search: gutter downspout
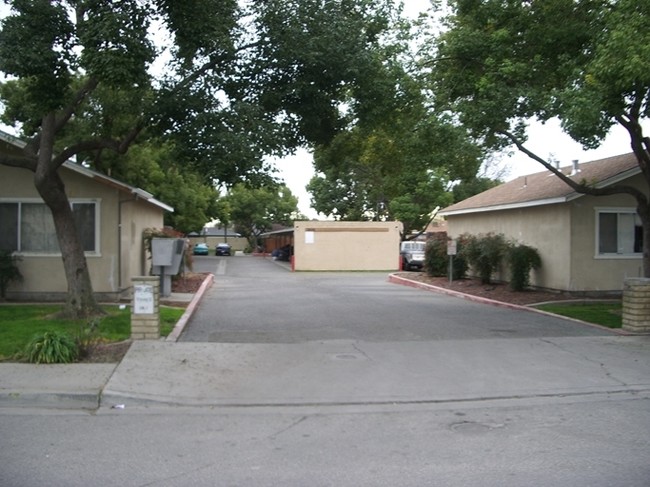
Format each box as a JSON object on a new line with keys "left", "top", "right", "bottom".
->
{"left": 118, "top": 195, "right": 138, "bottom": 297}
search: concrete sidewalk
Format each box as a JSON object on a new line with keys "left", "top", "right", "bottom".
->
{"left": 4, "top": 333, "right": 647, "bottom": 411}
{"left": 2, "top": 277, "right": 649, "bottom": 410}
{"left": 0, "top": 290, "right": 199, "bottom": 410}
{"left": 101, "top": 335, "right": 650, "bottom": 408}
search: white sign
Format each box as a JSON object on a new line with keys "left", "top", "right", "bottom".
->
{"left": 133, "top": 284, "right": 155, "bottom": 314}
{"left": 447, "top": 240, "right": 457, "bottom": 256}
{"left": 305, "top": 231, "right": 315, "bottom": 244}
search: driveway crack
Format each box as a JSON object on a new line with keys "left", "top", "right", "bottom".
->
{"left": 268, "top": 415, "right": 309, "bottom": 440}
{"left": 539, "top": 338, "right": 628, "bottom": 387}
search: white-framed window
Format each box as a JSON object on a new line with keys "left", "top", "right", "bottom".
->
{"left": 0, "top": 199, "right": 100, "bottom": 255}
{"left": 595, "top": 207, "right": 642, "bottom": 257}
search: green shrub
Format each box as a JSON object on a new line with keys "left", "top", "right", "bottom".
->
{"left": 461, "top": 233, "right": 508, "bottom": 284}
{"left": 424, "top": 234, "right": 449, "bottom": 277}
{"left": 508, "top": 244, "right": 542, "bottom": 291}
{"left": 0, "top": 250, "right": 22, "bottom": 300}
{"left": 23, "top": 331, "right": 79, "bottom": 364}
{"left": 424, "top": 234, "right": 468, "bottom": 279}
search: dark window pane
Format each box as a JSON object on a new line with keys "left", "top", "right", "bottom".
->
{"left": 73, "top": 203, "right": 96, "bottom": 251}
{"left": 598, "top": 213, "right": 617, "bottom": 254}
{"left": 0, "top": 203, "right": 18, "bottom": 251}
{"left": 634, "top": 220, "right": 643, "bottom": 253}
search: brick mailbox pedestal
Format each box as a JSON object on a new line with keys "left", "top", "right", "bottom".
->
{"left": 622, "top": 278, "right": 650, "bottom": 334}
{"left": 131, "top": 277, "right": 160, "bottom": 340}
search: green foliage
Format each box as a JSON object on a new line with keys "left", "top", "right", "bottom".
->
{"left": 507, "top": 244, "right": 542, "bottom": 292}
{"left": 460, "top": 233, "right": 509, "bottom": 284}
{"left": 535, "top": 302, "right": 622, "bottom": 329}
{"left": 23, "top": 331, "right": 78, "bottom": 364}
{"left": 452, "top": 177, "right": 501, "bottom": 203}
{"left": 0, "top": 305, "right": 184, "bottom": 362}
{"left": 225, "top": 183, "right": 299, "bottom": 249}
{"left": 424, "top": 234, "right": 468, "bottom": 280}
{"left": 424, "top": 235, "right": 448, "bottom": 277}
{"left": 116, "top": 140, "right": 219, "bottom": 234}
{"left": 0, "top": 0, "right": 402, "bottom": 317}
{"left": 0, "top": 250, "right": 22, "bottom": 299}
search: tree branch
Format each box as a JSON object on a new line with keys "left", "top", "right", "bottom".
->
{"left": 0, "top": 152, "right": 37, "bottom": 171}
{"left": 54, "top": 77, "right": 100, "bottom": 135}
{"left": 51, "top": 125, "right": 143, "bottom": 169}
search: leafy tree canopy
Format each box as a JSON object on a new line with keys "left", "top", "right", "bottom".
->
{"left": 430, "top": 0, "right": 650, "bottom": 274}
{"left": 0, "top": 0, "right": 401, "bottom": 317}
{"left": 224, "top": 183, "right": 299, "bottom": 250}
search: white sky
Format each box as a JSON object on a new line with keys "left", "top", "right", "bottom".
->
{"left": 274, "top": 0, "right": 645, "bottom": 219}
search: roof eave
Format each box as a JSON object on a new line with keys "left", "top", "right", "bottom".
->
{"left": 62, "top": 161, "right": 174, "bottom": 213}
{"left": 439, "top": 196, "right": 570, "bottom": 217}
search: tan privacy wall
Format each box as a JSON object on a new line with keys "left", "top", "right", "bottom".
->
{"left": 293, "top": 221, "right": 403, "bottom": 271}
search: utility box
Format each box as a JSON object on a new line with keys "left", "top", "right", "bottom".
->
{"left": 151, "top": 238, "right": 186, "bottom": 296}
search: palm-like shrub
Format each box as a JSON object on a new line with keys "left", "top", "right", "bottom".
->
{"left": 24, "top": 331, "right": 79, "bottom": 364}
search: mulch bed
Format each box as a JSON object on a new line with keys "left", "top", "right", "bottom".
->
{"left": 395, "top": 272, "right": 594, "bottom": 306}
{"left": 171, "top": 272, "right": 211, "bottom": 293}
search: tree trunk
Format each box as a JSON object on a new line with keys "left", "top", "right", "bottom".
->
{"left": 33, "top": 119, "right": 103, "bottom": 319}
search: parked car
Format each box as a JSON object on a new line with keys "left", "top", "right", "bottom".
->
{"left": 271, "top": 244, "right": 292, "bottom": 262}
{"left": 193, "top": 243, "right": 209, "bottom": 256}
{"left": 215, "top": 243, "right": 232, "bottom": 256}
{"left": 400, "top": 241, "right": 426, "bottom": 271}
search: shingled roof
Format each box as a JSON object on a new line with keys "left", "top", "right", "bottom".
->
{"left": 439, "top": 153, "right": 639, "bottom": 216}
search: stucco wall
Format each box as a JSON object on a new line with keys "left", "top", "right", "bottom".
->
{"left": 120, "top": 198, "right": 165, "bottom": 289}
{"left": 445, "top": 172, "right": 647, "bottom": 292}
{"left": 188, "top": 236, "right": 249, "bottom": 252}
{"left": 293, "top": 221, "right": 403, "bottom": 271}
{"left": 445, "top": 205, "right": 572, "bottom": 290}
{"left": 1, "top": 164, "right": 164, "bottom": 300}
{"left": 569, "top": 191, "right": 643, "bottom": 291}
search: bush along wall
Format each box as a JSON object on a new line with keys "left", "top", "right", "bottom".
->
{"left": 424, "top": 233, "right": 468, "bottom": 280}
{"left": 460, "top": 233, "right": 509, "bottom": 284}
{"left": 507, "top": 244, "right": 542, "bottom": 291}
{"left": 422, "top": 231, "right": 542, "bottom": 291}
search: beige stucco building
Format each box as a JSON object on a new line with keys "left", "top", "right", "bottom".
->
{"left": 1, "top": 131, "right": 172, "bottom": 301}
{"left": 293, "top": 220, "right": 403, "bottom": 271}
{"left": 439, "top": 154, "right": 644, "bottom": 293}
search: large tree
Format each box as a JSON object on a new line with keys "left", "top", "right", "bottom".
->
{"left": 224, "top": 183, "right": 299, "bottom": 251}
{"left": 308, "top": 57, "right": 484, "bottom": 234}
{"left": 431, "top": 0, "right": 650, "bottom": 274}
{"left": 0, "top": 0, "right": 399, "bottom": 317}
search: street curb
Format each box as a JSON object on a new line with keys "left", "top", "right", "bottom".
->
{"left": 166, "top": 273, "right": 214, "bottom": 342}
{"left": 388, "top": 274, "right": 630, "bottom": 336}
{"left": 0, "top": 391, "right": 101, "bottom": 410}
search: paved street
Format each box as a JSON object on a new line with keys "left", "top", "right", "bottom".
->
{"left": 2, "top": 254, "right": 649, "bottom": 486}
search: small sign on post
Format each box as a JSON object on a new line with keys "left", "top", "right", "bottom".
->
{"left": 133, "top": 284, "right": 155, "bottom": 315}
{"left": 131, "top": 277, "right": 160, "bottom": 340}
{"left": 447, "top": 239, "right": 457, "bottom": 284}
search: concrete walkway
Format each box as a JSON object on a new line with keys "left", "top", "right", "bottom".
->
{"left": 1, "top": 274, "right": 649, "bottom": 410}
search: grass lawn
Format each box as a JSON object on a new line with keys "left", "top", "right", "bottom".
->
{"left": 0, "top": 304, "right": 185, "bottom": 361}
{"left": 534, "top": 302, "right": 622, "bottom": 329}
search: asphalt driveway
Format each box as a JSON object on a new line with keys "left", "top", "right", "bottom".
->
{"left": 183, "top": 255, "right": 611, "bottom": 343}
